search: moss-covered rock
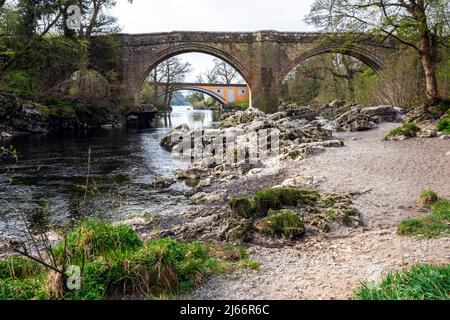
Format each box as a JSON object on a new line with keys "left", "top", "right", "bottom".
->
{"left": 324, "top": 207, "right": 360, "bottom": 226}
{"left": 317, "top": 193, "right": 352, "bottom": 208}
{"left": 229, "top": 196, "right": 255, "bottom": 219}
{"left": 253, "top": 188, "right": 320, "bottom": 214}
{"left": 304, "top": 214, "right": 331, "bottom": 232}
{"left": 256, "top": 209, "right": 305, "bottom": 239}
{"left": 221, "top": 218, "right": 254, "bottom": 243}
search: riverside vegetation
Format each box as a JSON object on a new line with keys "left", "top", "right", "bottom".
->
{"left": 0, "top": 220, "right": 257, "bottom": 300}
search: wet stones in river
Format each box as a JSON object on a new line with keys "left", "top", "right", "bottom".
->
{"left": 160, "top": 123, "right": 190, "bottom": 151}
{"left": 151, "top": 176, "right": 176, "bottom": 189}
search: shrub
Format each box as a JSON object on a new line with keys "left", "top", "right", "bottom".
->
{"left": 256, "top": 209, "right": 305, "bottom": 239}
{"left": 417, "top": 190, "right": 439, "bottom": 206}
{"left": 386, "top": 122, "right": 420, "bottom": 138}
{"left": 0, "top": 256, "right": 44, "bottom": 280}
{"left": 436, "top": 113, "right": 450, "bottom": 134}
{"left": 353, "top": 264, "right": 450, "bottom": 300}
{"left": 397, "top": 199, "right": 449, "bottom": 238}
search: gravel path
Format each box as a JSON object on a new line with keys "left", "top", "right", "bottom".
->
{"left": 193, "top": 123, "right": 450, "bottom": 300}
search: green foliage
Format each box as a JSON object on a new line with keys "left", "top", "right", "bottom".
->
{"left": 1, "top": 71, "right": 35, "bottom": 96}
{"left": 0, "top": 256, "right": 43, "bottom": 280}
{"left": 397, "top": 199, "right": 450, "bottom": 238}
{"left": 53, "top": 220, "right": 143, "bottom": 264}
{"left": 436, "top": 112, "right": 450, "bottom": 134}
{"left": 0, "top": 274, "right": 48, "bottom": 300}
{"left": 70, "top": 237, "right": 250, "bottom": 299}
{"left": 227, "top": 101, "right": 249, "bottom": 111}
{"left": 386, "top": 123, "right": 420, "bottom": 138}
{"left": 354, "top": 264, "right": 450, "bottom": 300}
{"left": 256, "top": 209, "right": 305, "bottom": 239}
{"left": 253, "top": 188, "right": 320, "bottom": 214}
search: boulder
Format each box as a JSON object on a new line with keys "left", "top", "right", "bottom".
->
{"left": 151, "top": 176, "right": 176, "bottom": 189}
{"left": 0, "top": 132, "right": 12, "bottom": 139}
{"left": 219, "top": 218, "right": 254, "bottom": 243}
{"left": 219, "top": 109, "right": 261, "bottom": 129}
{"left": 278, "top": 104, "right": 318, "bottom": 121}
{"left": 417, "top": 129, "right": 438, "bottom": 138}
{"left": 335, "top": 105, "right": 405, "bottom": 132}
{"left": 403, "top": 103, "right": 448, "bottom": 124}
{"left": 160, "top": 123, "right": 190, "bottom": 151}
{"left": 360, "top": 105, "right": 405, "bottom": 122}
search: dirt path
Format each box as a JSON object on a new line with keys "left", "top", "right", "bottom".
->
{"left": 193, "top": 123, "right": 450, "bottom": 300}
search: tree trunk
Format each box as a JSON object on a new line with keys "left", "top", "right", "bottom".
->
{"left": 420, "top": 32, "right": 439, "bottom": 102}
{"left": 152, "top": 71, "right": 158, "bottom": 103}
{"left": 85, "top": 1, "right": 100, "bottom": 38}
{"left": 420, "top": 52, "right": 439, "bottom": 102}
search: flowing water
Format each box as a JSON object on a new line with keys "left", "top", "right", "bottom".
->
{"left": 0, "top": 106, "right": 220, "bottom": 239}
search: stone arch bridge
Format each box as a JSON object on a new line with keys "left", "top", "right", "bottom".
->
{"left": 90, "top": 31, "right": 398, "bottom": 113}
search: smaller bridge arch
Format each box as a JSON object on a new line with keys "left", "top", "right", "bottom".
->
{"left": 156, "top": 83, "right": 250, "bottom": 105}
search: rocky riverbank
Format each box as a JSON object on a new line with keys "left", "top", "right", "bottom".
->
{"left": 0, "top": 93, "right": 122, "bottom": 138}
{"left": 126, "top": 100, "right": 449, "bottom": 299}
{"left": 131, "top": 101, "right": 414, "bottom": 243}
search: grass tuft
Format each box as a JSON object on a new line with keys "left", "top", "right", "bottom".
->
{"left": 53, "top": 220, "right": 143, "bottom": 264}
{"left": 417, "top": 189, "right": 439, "bottom": 206}
{"left": 397, "top": 199, "right": 449, "bottom": 238}
{"left": 353, "top": 264, "right": 450, "bottom": 300}
{"left": 386, "top": 122, "right": 419, "bottom": 138}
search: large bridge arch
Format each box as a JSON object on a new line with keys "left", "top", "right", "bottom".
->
{"left": 137, "top": 44, "right": 252, "bottom": 91}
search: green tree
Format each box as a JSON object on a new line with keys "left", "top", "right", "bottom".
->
{"left": 306, "top": 0, "right": 450, "bottom": 102}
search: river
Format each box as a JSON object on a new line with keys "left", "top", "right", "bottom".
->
{"left": 0, "top": 106, "right": 221, "bottom": 239}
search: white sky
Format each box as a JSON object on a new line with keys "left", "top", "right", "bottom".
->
{"left": 112, "top": 0, "right": 317, "bottom": 82}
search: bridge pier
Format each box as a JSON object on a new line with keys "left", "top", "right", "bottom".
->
{"left": 250, "top": 85, "right": 280, "bottom": 113}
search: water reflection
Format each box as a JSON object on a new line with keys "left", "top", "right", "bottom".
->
{"left": 0, "top": 105, "right": 220, "bottom": 238}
